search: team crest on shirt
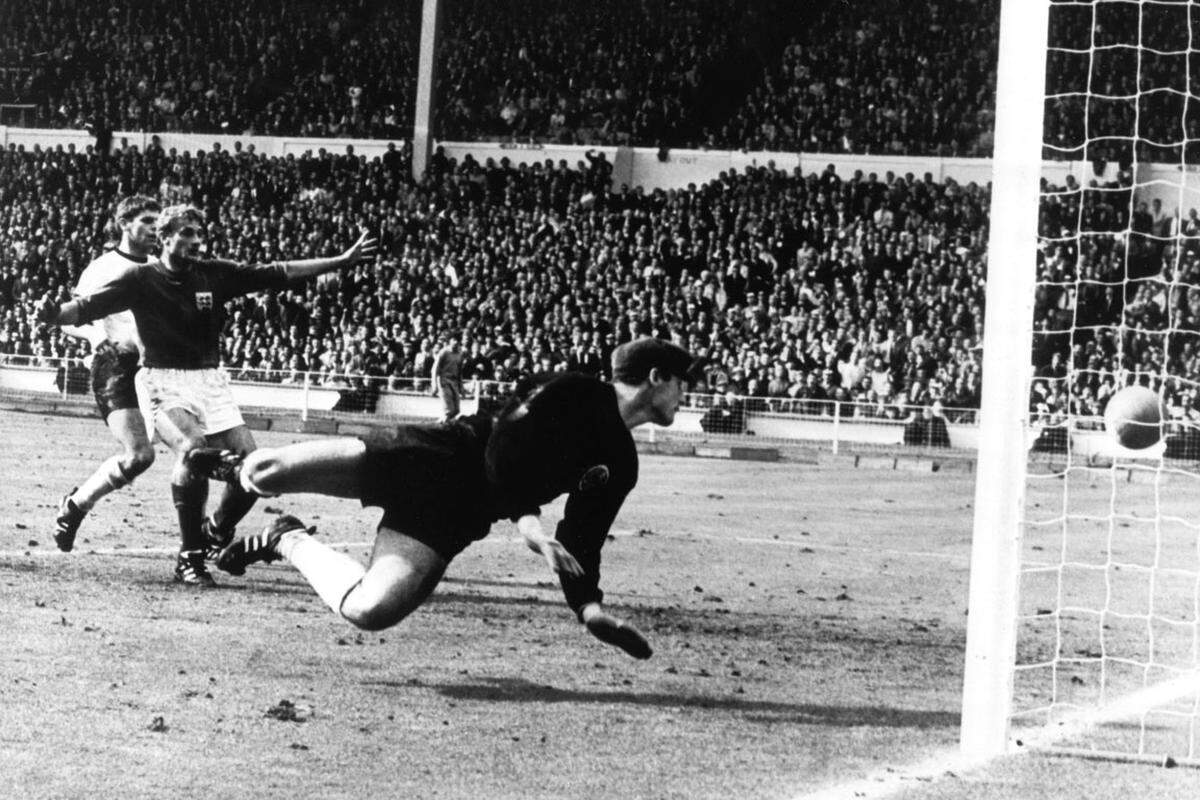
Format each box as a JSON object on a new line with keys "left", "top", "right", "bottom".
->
{"left": 195, "top": 291, "right": 213, "bottom": 310}
{"left": 579, "top": 464, "right": 610, "bottom": 491}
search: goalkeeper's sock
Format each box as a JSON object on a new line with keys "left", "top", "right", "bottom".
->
{"left": 277, "top": 531, "right": 365, "bottom": 617}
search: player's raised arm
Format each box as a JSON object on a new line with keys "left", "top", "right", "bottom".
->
{"left": 279, "top": 229, "right": 379, "bottom": 281}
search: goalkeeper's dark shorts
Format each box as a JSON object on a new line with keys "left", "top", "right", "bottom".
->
{"left": 91, "top": 341, "right": 142, "bottom": 420}
{"left": 358, "top": 416, "right": 494, "bottom": 561}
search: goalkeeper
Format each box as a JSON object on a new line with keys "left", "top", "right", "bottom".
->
{"left": 189, "top": 338, "right": 702, "bottom": 660}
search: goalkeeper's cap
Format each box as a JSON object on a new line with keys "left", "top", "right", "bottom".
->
{"left": 611, "top": 337, "right": 704, "bottom": 385}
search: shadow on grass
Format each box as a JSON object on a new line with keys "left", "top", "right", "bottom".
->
{"left": 367, "top": 675, "right": 959, "bottom": 729}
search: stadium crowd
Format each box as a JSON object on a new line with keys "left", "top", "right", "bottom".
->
{"left": 1043, "top": 0, "right": 1200, "bottom": 166}
{"left": 712, "top": 0, "right": 999, "bottom": 156}
{"left": 1, "top": 139, "right": 996, "bottom": 423}
{"left": 2, "top": 0, "right": 1190, "bottom": 163}
{"left": 1, "top": 0, "right": 1000, "bottom": 156}
{"left": 2, "top": 0, "right": 1198, "bottom": 438}
{"left": 4, "top": 137, "right": 1196, "bottom": 430}
{"left": 1033, "top": 167, "right": 1200, "bottom": 441}
{"left": 0, "top": 0, "right": 420, "bottom": 139}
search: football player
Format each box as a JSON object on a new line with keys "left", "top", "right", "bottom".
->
{"left": 40, "top": 204, "right": 378, "bottom": 586}
{"left": 191, "top": 338, "right": 701, "bottom": 658}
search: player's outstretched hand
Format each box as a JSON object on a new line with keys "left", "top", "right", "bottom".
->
{"left": 341, "top": 230, "right": 379, "bottom": 265}
{"left": 583, "top": 606, "right": 653, "bottom": 660}
{"left": 537, "top": 539, "right": 584, "bottom": 578}
{"left": 517, "top": 514, "right": 583, "bottom": 578}
{"left": 35, "top": 294, "right": 61, "bottom": 323}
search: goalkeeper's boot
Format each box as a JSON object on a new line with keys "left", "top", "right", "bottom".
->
{"left": 184, "top": 447, "right": 244, "bottom": 484}
{"left": 202, "top": 516, "right": 235, "bottom": 561}
{"left": 216, "top": 514, "right": 308, "bottom": 576}
{"left": 54, "top": 489, "right": 86, "bottom": 552}
{"left": 174, "top": 549, "right": 217, "bottom": 588}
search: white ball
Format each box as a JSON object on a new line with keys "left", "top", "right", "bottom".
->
{"left": 1103, "top": 385, "right": 1165, "bottom": 450}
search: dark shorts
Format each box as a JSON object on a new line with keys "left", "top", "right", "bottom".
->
{"left": 359, "top": 417, "right": 493, "bottom": 561}
{"left": 91, "top": 342, "right": 141, "bottom": 419}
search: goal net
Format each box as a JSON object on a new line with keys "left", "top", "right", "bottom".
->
{"left": 962, "top": 0, "right": 1200, "bottom": 766}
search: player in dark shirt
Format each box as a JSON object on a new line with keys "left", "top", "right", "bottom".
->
{"left": 39, "top": 204, "right": 378, "bottom": 587}
{"left": 187, "top": 338, "right": 701, "bottom": 659}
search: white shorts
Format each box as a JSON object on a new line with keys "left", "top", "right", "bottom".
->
{"left": 141, "top": 367, "right": 244, "bottom": 435}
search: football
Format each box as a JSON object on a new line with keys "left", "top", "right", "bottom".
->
{"left": 1103, "top": 385, "right": 1165, "bottom": 450}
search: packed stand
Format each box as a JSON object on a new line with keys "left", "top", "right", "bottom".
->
{"left": 3, "top": 0, "right": 1187, "bottom": 162}
{"left": 0, "top": 141, "right": 996, "bottom": 427}
{"left": 0, "top": 0, "right": 795, "bottom": 149}
{"left": 1044, "top": 1, "right": 1200, "bottom": 166}
{"left": 712, "top": 0, "right": 1000, "bottom": 156}
{"left": 0, "top": 0, "right": 419, "bottom": 138}
{"left": 436, "top": 0, "right": 807, "bottom": 147}
{"left": 2, "top": 0, "right": 1001, "bottom": 157}
{"left": 1033, "top": 167, "right": 1200, "bottom": 452}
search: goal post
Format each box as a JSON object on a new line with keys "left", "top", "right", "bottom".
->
{"left": 962, "top": 0, "right": 1200, "bottom": 765}
{"left": 960, "top": 0, "right": 1051, "bottom": 758}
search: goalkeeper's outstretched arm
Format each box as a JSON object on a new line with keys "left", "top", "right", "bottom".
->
{"left": 516, "top": 513, "right": 651, "bottom": 659}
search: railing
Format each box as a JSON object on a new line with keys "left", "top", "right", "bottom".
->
{"left": 16, "top": 354, "right": 1200, "bottom": 460}
{"left": 0, "top": 353, "right": 979, "bottom": 412}
{"left": 0, "top": 354, "right": 984, "bottom": 451}
{"left": 0, "top": 103, "right": 36, "bottom": 127}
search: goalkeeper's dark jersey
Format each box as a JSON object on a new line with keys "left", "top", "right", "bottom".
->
{"left": 484, "top": 372, "right": 639, "bottom": 613}
{"left": 70, "top": 257, "right": 290, "bottom": 369}
{"left": 361, "top": 371, "right": 637, "bottom": 615}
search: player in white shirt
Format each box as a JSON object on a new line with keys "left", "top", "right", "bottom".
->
{"left": 44, "top": 204, "right": 379, "bottom": 586}
{"left": 54, "top": 196, "right": 162, "bottom": 552}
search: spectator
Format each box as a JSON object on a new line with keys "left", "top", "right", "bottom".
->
{"left": 903, "top": 403, "right": 951, "bottom": 448}
{"left": 699, "top": 392, "right": 747, "bottom": 435}
{"left": 431, "top": 337, "right": 465, "bottom": 422}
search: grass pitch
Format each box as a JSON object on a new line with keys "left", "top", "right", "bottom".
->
{"left": 1, "top": 410, "right": 1196, "bottom": 799}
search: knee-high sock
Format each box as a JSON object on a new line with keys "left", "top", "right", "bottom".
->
{"left": 74, "top": 456, "right": 133, "bottom": 510}
{"left": 211, "top": 481, "right": 257, "bottom": 536}
{"left": 171, "top": 481, "right": 208, "bottom": 552}
{"left": 277, "top": 531, "right": 365, "bottom": 616}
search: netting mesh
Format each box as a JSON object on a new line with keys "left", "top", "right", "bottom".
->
{"left": 1016, "top": 0, "right": 1200, "bottom": 764}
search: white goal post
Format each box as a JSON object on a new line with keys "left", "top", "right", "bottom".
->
{"left": 962, "top": 0, "right": 1200, "bottom": 764}
{"left": 960, "top": 0, "right": 1051, "bottom": 758}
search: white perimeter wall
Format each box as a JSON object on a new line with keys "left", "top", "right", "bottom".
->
{"left": 1, "top": 126, "right": 1099, "bottom": 190}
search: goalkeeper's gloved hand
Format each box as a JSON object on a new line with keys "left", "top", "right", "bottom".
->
{"left": 582, "top": 605, "right": 652, "bottom": 660}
